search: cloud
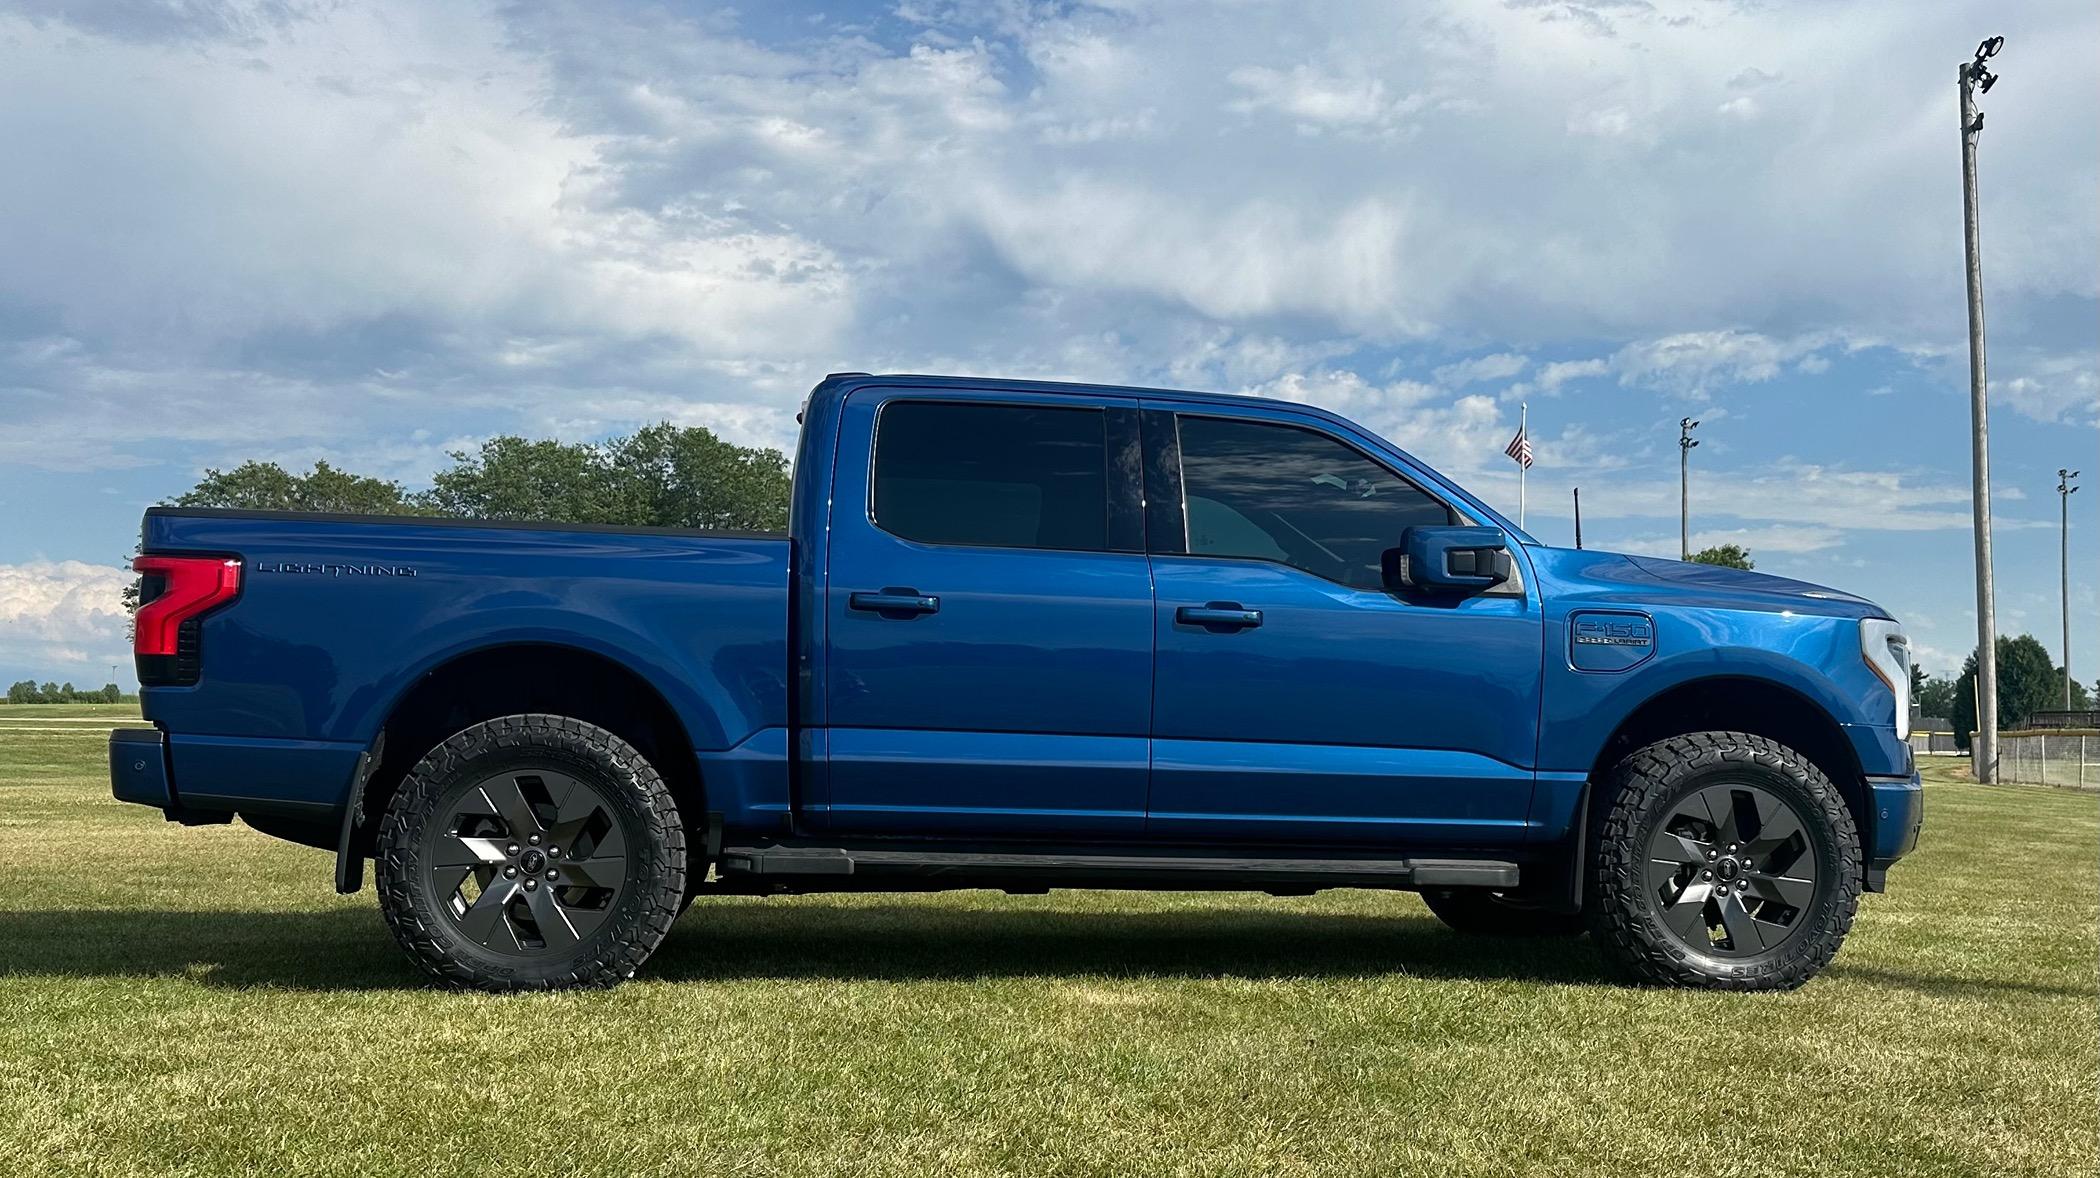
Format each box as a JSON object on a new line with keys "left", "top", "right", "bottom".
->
{"left": 1434, "top": 353, "right": 1529, "bottom": 387}
{"left": 1610, "top": 525, "right": 1848, "bottom": 559}
{"left": 0, "top": 560, "right": 132, "bottom": 682}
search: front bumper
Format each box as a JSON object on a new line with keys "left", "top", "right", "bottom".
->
{"left": 1863, "top": 772, "right": 1924, "bottom": 891}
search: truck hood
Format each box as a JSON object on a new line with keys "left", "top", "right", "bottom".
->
{"left": 1621, "top": 554, "right": 1885, "bottom": 619}
{"left": 1530, "top": 547, "right": 1889, "bottom": 621}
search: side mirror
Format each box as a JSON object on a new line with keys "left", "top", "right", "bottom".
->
{"left": 1382, "top": 526, "right": 1513, "bottom": 594}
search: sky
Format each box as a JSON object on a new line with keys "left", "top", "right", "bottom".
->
{"left": 0, "top": 0, "right": 2094, "bottom": 691}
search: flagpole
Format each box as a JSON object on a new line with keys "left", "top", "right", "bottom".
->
{"left": 1518, "top": 402, "right": 1528, "bottom": 528}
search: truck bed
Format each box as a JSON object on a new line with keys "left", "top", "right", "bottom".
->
{"left": 135, "top": 507, "right": 790, "bottom": 832}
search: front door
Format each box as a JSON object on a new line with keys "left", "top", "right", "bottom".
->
{"left": 820, "top": 388, "right": 1153, "bottom": 837}
{"left": 1144, "top": 406, "right": 1543, "bottom": 845}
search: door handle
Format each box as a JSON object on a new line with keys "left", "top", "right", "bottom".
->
{"left": 1176, "top": 603, "right": 1263, "bottom": 630}
{"left": 850, "top": 590, "right": 940, "bottom": 616}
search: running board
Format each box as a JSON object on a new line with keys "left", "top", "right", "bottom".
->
{"left": 715, "top": 844, "right": 1519, "bottom": 893}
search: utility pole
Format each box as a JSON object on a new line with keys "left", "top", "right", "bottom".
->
{"left": 1960, "top": 35, "right": 2005, "bottom": 781}
{"left": 2061, "top": 468, "right": 2082, "bottom": 709}
{"left": 1678, "top": 417, "right": 1700, "bottom": 560}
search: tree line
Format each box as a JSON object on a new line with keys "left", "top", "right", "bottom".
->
{"left": 7, "top": 682, "right": 128, "bottom": 704}
{"left": 1912, "top": 634, "right": 2094, "bottom": 747}
{"left": 170, "top": 423, "right": 791, "bottom": 530}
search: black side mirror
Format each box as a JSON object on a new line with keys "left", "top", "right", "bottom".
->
{"left": 1382, "top": 526, "right": 1512, "bottom": 594}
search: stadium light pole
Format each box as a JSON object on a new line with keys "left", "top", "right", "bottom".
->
{"left": 2061, "top": 468, "right": 2081, "bottom": 709}
{"left": 1678, "top": 417, "right": 1700, "bottom": 560}
{"left": 1959, "top": 35, "right": 2004, "bottom": 781}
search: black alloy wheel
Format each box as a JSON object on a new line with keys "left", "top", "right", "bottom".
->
{"left": 1643, "top": 780, "right": 1818, "bottom": 957}
{"left": 427, "top": 767, "right": 631, "bottom": 955}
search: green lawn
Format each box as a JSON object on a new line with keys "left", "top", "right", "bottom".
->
{"left": 2, "top": 714, "right": 2094, "bottom": 1177}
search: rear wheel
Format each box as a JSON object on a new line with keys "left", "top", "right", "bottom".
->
{"left": 1588, "top": 731, "right": 1860, "bottom": 991}
{"left": 1420, "top": 887, "right": 1586, "bottom": 937}
{"left": 375, "top": 714, "right": 685, "bottom": 991}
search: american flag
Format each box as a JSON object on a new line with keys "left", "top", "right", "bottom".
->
{"left": 1504, "top": 425, "right": 1533, "bottom": 469}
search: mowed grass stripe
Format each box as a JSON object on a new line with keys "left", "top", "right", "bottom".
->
{"left": 0, "top": 717, "right": 2092, "bottom": 1177}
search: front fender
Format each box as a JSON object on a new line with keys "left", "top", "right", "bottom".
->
{"left": 1539, "top": 606, "right": 1871, "bottom": 773}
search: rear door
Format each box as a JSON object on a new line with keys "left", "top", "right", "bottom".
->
{"left": 1143, "top": 404, "right": 1543, "bottom": 845}
{"left": 819, "top": 386, "right": 1153, "bottom": 837}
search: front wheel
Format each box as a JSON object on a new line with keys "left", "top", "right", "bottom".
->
{"left": 1588, "top": 731, "right": 1861, "bottom": 991}
{"left": 375, "top": 714, "right": 686, "bottom": 991}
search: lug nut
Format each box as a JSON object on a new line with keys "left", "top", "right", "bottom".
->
{"left": 1702, "top": 870, "right": 1712, "bottom": 879}
{"left": 1706, "top": 850, "right": 1717, "bottom": 860}
{"left": 504, "top": 866, "right": 517, "bottom": 878}
{"left": 1717, "top": 886, "right": 1729, "bottom": 896}
{"left": 525, "top": 879, "right": 537, "bottom": 891}
{"left": 507, "top": 843, "right": 520, "bottom": 855}
{"left": 548, "top": 846, "right": 560, "bottom": 857}
{"left": 1728, "top": 843, "right": 1738, "bottom": 852}
{"left": 547, "top": 870, "right": 559, "bottom": 881}
{"left": 528, "top": 834, "right": 541, "bottom": 845}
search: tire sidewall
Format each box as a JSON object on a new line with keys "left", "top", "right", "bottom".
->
{"left": 376, "top": 716, "right": 684, "bottom": 990}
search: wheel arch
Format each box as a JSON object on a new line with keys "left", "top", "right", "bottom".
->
{"left": 345, "top": 642, "right": 707, "bottom": 883}
{"left": 1585, "top": 674, "right": 1869, "bottom": 849}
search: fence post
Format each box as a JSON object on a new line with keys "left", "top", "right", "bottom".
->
{"left": 2082, "top": 735, "right": 2087, "bottom": 790}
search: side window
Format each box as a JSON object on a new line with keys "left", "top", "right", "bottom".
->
{"left": 1176, "top": 415, "right": 1455, "bottom": 589}
{"left": 873, "top": 402, "right": 1108, "bottom": 551}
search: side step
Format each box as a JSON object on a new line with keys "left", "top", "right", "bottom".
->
{"left": 715, "top": 844, "right": 1519, "bottom": 893}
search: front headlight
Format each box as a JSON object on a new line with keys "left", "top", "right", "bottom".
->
{"left": 1860, "top": 618, "right": 1912, "bottom": 739}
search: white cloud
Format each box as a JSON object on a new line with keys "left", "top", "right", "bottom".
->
{"left": 0, "top": 560, "right": 132, "bottom": 682}
{"left": 1434, "top": 353, "right": 1529, "bottom": 387}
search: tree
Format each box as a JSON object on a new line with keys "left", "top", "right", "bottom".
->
{"left": 175, "top": 460, "right": 421, "bottom": 515}
{"left": 1951, "top": 634, "right": 2067, "bottom": 749}
{"left": 421, "top": 436, "right": 624, "bottom": 524}
{"left": 6, "top": 680, "right": 35, "bottom": 704}
{"left": 1688, "top": 543, "right": 1754, "bottom": 570}
{"left": 1915, "top": 673, "right": 1958, "bottom": 722}
{"left": 419, "top": 424, "right": 790, "bottom": 531}
{"left": 99, "top": 683, "right": 123, "bottom": 703}
{"left": 604, "top": 423, "right": 792, "bottom": 532}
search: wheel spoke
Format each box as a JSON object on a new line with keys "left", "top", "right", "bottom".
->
{"left": 555, "top": 855, "right": 626, "bottom": 890}
{"left": 527, "top": 884, "right": 614, "bottom": 948}
{"left": 1659, "top": 831, "right": 1712, "bottom": 866}
{"left": 456, "top": 878, "right": 522, "bottom": 948}
{"left": 1745, "top": 872, "right": 1814, "bottom": 910}
{"left": 464, "top": 777, "right": 545, "bottom": 838}
{"left": 1744, "top": 804, "right": 1804, "bottom": 864}
{"left": 1662, "top": 882, "right": 1713, "bottom": 941}
{"left": 430, "top": 835, "right": 509, "bottom": 870}
{"left": 1718, "top": 892, "right": 1769, "bottom": 952}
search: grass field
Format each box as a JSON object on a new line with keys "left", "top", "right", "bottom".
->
{"left": 3, "top": 708, "right": 2094, "bottom": 1177}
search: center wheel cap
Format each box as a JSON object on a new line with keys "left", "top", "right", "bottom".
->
{"left": 1715, "top": 858, "right": 1741, "bottom": 882}
{"left": 519, "top": 848, "right": 546, "bottom": 874}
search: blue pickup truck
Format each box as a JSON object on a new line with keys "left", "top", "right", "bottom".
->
{"left": 113, "top": 372, "right": 1922, "bottom": 991}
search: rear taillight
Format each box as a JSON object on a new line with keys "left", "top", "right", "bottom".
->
{"left": 133, "top": 555, "right": 241, "bottom": 685}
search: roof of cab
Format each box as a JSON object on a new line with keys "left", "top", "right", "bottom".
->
{"left": 814, "top": 371, "right": 1322, "bottom": 415}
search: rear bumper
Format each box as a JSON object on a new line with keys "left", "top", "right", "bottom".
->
{"left": 110, "top": 727, "right": 362, "bottom": 827}
{"left": 109, "top": 728, "right": 173, "bottom": 808}
{"left": 1863, "top": 772, "right": 1924, "bottom": 892}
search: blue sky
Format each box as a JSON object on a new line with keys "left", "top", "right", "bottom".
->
{"left": 0, "top": 0, "right": 2093, "bottom": 690}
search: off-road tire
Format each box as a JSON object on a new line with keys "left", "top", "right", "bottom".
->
{"left": 1420, "top": 888, "right": 1587, "bottom": 937}
{"left": 375, "top": 714, "right": 686, "bottom": 991}
{"left": 1588, "top": 731, "right": 1861, "bottom": 991}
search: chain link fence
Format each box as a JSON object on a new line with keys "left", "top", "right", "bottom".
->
{"left": 1909, "top": 730, "right": 1963, "bottom": 757}
{"left": 1997, "top": 729, "right": 2100, "bottom": 790}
